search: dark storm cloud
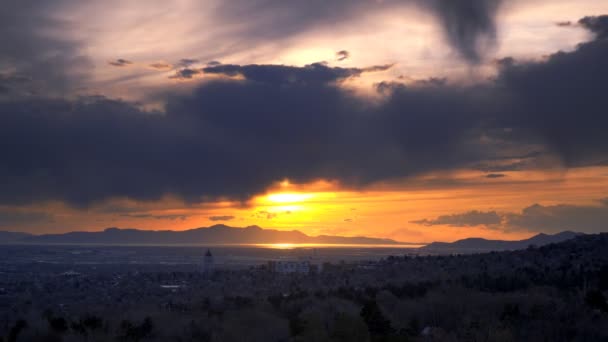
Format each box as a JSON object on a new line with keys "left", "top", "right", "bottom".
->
{"left": 495, "top": 15, "right": 608, "bottom": 167}
{"left": 0, "top": 16, "right": 607, "bottom": 208}
{"left": 108, "top": 59, "right": 133, "bottom": 67}
{"left": 412, "top": 201, "right": 608, "bottom": 233}
{"left": 0, "top": 0, "right": 91, "bottom": 96}
{"left": 579, "top": 15, "right": 608, "bottom": 38}
{"left": 504, "top": 202, "right": 608, "bottom": 233}
{"left": 411, "top": 210, "right": 502, "bottom": 227}
{"left": 472, "top": 152, "right": 541, "bottom": 172}
{"left": 0, "top": 211, "right": 53, "bottom": 226}
{"left": 170, "top": 68, "right": 202, "bottom": 79}
{"left": 0, "top": 60, "right": 486, "bottom": 207}
{"left": 431, "top": 0, "right": 502, "bottom": 63}
{"left": 209, "top": 215, "right": 236, "bottom": 222}
{"left": 201, "top": 62, "right": 392, "bottom": 84}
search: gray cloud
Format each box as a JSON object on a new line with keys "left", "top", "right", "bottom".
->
{"left": 201, "top": 62, "right": 392, "bottom": 84}
{"left": 0, "top": 210, "right": 53, "bottom": 227}
{"left": 431, "top": 0, "right": 502, "bottom": 63}
{"left": 109, "top": 59, "right": 134, "bottom": 67}
{"left": 0, "top": 0, "right": 92, "bottom": 96}
{"left": 336, "top": 50, "right": 350, "bottom": 61}
{"left": 209, "top": 215, "right": 235, "bottom": 221}
{"left": 579, "top": 15, "right": 608, "bottom": 38}
{"left": 411, "top": 210, "right": 502, "bottom": 227}
{"left": 170, "top": 68, "right": 202, "bottom": 79}
{"left": 495, "top": 16, "right": 608, "bottom": 167}
{"left": 505, "top": 202, "right": 608, "bottom": 233}
{"left": 412, "top": 199, "right": 608, "bottom": 234}
{"left": 177, "top": 59, "right": 200, "bottom": 67}
{"left": 120, "top": 213, "right": 189, "bottom": 221}
{"left": 0, "top": 0, "right": 506, "bottom": 99}
{"left": 215, "top": 0, "right": 503, "bottom": 64}
{"left": 485, "top": 173, "right": 506, "bottom": 178}
{"left": 149, "top": 62, "right": 172, "bottom": 70}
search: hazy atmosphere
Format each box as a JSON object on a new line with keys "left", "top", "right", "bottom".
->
{"left": 2, "top": 2, "right": 608, "bottom": 342}
{"left": 1, "top": 0, "right": 608, "bottom": 243}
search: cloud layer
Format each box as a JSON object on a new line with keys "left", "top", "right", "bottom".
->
{"left": 215, "top": 0, "right": 504, "bottom": 63}
{"left": 411, "top": 210, "right": 502, "bottom": 227}
{"left": 0, "top": 0, "right": 91, "bottom": 96}
{"left": 412, "top": 200, "right": 608, "bottom": 234}
{"left": 0, "top": 15, "right": 607, "bottom": 211}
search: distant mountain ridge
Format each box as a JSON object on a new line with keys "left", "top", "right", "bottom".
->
{"left": 0, "top": 227, "right": 584, "bottom": 250}
{"left": 422, "top": 231, "right": 583, "bottom": 253}
{"left": 0, "top": 231, "right": 32, "bottom": 243}
{"left": 0, "top": 224, "right": 401, "bottom": 245}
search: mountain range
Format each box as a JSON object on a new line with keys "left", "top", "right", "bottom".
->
{"left": 0, "top": 224, "right": 400, "bottom": 245}
{"left": 421, "top": 231, "right": 583, "bottom": 253}
{"left": 0, "top": 226, "right": 583, "bottom": 252}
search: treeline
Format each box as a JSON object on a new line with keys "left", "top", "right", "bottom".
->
{"left": 3, "top": 312, "right": 153, "bottom": 342}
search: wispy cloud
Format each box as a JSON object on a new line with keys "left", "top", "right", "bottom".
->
{"left": 108, "top": 59, "right": 133, "bottom": 67}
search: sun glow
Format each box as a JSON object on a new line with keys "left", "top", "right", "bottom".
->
{"left": 267, "top": 193, "right": 315, "bottom": 203}
{"left": 262, "top": 243, "right": 297, "bottom": 249}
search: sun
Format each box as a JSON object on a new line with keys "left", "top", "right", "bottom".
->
{"left": 266, "top": 193, "right": 315, "bottom": 203}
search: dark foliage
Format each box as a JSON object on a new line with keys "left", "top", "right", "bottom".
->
{"left": 361, "top": 300, "right": 394, "bottom": 338}
{"left": 118, "top": 317, "right": 154, "bottom": 342}
{"left": 7, "top": 319, "right": 27, "bottom": 342}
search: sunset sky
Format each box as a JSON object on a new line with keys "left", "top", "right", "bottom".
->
{"left": 1, "top": 0, "right": 608, "bottom": 242}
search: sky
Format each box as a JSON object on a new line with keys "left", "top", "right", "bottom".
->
{"left": 1, "top": 0, "right": 608, "bottom": 242}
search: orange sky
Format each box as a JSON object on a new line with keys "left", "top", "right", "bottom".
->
{"left": 4, "top": 165, "right": 607, "bottom": 243}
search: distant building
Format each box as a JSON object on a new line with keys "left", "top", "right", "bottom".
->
{"left": 160, "top": 284, "right": 183, "bottom": 293}
{"left": 203, "top": 249, "right": 214, "bottom": 274}
{"left": 268, "top": 260, "right": 311, "bottom": 274}
{"left": 60, "top": 270, "right": 82, "bottom": 277}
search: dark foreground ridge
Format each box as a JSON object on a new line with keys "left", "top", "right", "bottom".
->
{"left": 422, "top": 231, "right": 583, "bottom": 253}
{"left": 0, "top": 224, "right": 401, "bottom": 245}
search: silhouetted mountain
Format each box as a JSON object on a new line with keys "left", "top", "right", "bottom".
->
{"left": 0, "top": 231, "right": 32, "bottom": 243}
{"left": 422, "top": 231, "right": 583, "bottom": 253}
{"left": 12, "top": 225, "right": 400, "bottom": 245}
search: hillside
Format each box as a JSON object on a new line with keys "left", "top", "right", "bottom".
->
{"left": 2, "top": 224, "right": 400, "bottom": 245}
{"left": 422, "top": 231, "right": 582, "bottom": 253}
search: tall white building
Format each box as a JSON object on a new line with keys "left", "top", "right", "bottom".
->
{"left": 203, "top": 249, "right": 214, "bottom": 274}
